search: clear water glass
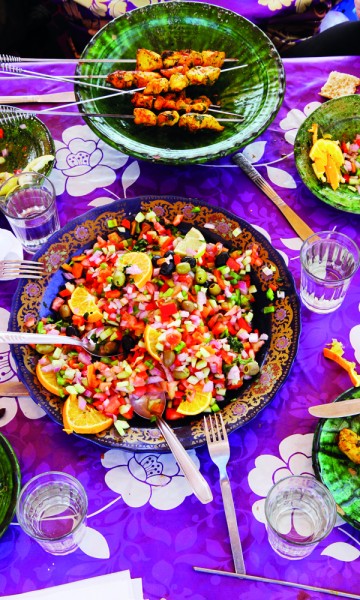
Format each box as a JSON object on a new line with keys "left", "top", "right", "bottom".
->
{"left": 300, "top": 231, "right": 360, "bottom": 314}
{"left": 16, "top": 471, "right": 88, "bottom": 555}
{"left": 264, "top": 475, "right": 337, "bottom": 560}
{"left": 0, "top": 172, "right": 60, "bottom": 254}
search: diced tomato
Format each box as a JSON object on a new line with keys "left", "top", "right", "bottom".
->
{"left": 105, "top": 289, "right": 121, "bottom": 298}
{"left": 165, "top": 407, "right": 186, "bottom": 420}
{"left": 165, "top": 329, "right": 182, "bottom": 348}
{"left": 159, "top": 301, "right": 178, "bottom": 320}
{"left": 59, "top": 288, "right": 72, "bottom": 298}
{"left": 226, "top": 257, "right": 240, "bottom": 272}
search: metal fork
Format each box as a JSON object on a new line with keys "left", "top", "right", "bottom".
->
{"left": 0, "top": 259, "right": 44, "bottom": 280}
{"left": 204, "top": 413, "right": 246, "bottom": 574}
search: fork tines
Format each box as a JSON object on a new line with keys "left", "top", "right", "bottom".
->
{"left": 204, "top": 412, "right": 227, "bottom": 442}
{"left": 0, "top": 259, "right": 44, "bottom": 280}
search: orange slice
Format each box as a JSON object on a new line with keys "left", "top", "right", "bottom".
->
{"left": 36, "top": 361, "right": 62, "bottom": 396}
{"left": 62, "top": 394, "right": 113, "bottom": 434}
{"left": 309, "top": 139, "right": 344, "bottom": 168}
{"left": 118, "top": 252, "right": 153, "bottom": 289}
{"left": 144, "top": 324, "right": 162, "bottom": 361}
{"left": 177, "top": 388, "right": 212, "bottom": 416}
{"left": 68, "top": 286, "right": 102, "bottom": 323}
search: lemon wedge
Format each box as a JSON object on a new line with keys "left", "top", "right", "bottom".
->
{"left": 174, "top": 227, "right": 206, "bottom": 258}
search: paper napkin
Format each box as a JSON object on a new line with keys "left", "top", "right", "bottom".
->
{"left": 1, "top": 570, "right": 143, "bottom": 600}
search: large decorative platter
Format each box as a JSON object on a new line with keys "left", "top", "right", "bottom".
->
{"left": 74, "top": 1, "right": 285, "bottom": 165}
{"left": 10, "top": 197, "right": 300, "bottom": 451}
{"left": 294, "top": 95, "right": 360, "bottom": 214}
{"left": 313, "top": 386, "right": 360, "bottom": 530}
{"left": 0, "top": 432, "right": 21, "bottom": 538}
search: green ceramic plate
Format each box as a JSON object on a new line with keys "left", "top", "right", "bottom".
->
{"left": 313, "top": 386, "right": 360, "bottom": 529}
{"left": 0, "top": 432, "right": 21, "bottom": 537}
{"left": 74, "top": 1, "right": 285, "bottom": 164}
{"left": 294, "top": 95, "right": 360, "bottom": 214}
{"left": 0, "top": 106, "right": 55, "bottom": 176}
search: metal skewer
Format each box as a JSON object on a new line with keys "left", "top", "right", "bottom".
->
{"left": 0, "top": 53, "right": 239, "bottom": 66}
{"left": 0, "top": 108, "right": 244, "bottom": 122}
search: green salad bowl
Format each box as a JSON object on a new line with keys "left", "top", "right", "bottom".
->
{"left": 294, "top": 95, "right": 360, "bottom": 214}
{"left": 75, "top": 1, "right": 285, "bottom": 165}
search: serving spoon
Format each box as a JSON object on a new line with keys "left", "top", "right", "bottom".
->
{"left": 129, "top": 394, "right": 213, "bottom": 504}
{"left": 0, "top": 330, "right": 116, "bottom": 358}
{"left": 1, "top": 330, "right": 213, "bottom": 502}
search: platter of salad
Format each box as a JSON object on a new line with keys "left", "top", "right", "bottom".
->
{"left": 9, "top": 197, "right": 300, "bottom": 451}
{"left": 294, "top": 95, "right": 360, "bottom": 214}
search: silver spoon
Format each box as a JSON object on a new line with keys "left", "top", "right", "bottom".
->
{"left": 0, "top": 329, "right": 119, "bottom": 358}
{"left": 129, "top": 393, "right": 213, "bottom": 504}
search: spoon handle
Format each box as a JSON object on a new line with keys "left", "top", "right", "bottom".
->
{"left": 156, "top": 417, "right": 213, "bottom": 504}
{"left": 0, "top": 332, "right": 81, "bottom": 347}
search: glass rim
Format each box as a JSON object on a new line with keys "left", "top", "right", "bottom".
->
{"left": 264, "top": 475, "right": 337, "bottom": 545}
{"left": 16, "top": 471, "right": 88, "bottom": 542}
{"left": 0, "top": 171, "right": 56, "bottom": 221}
{"left": 300, "top": 230, "right": 360, "bottom": 282}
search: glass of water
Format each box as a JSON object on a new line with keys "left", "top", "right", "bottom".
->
{"left": 0, "top": 172, "right": 60, "bottom": 254}
{"left": 300, "top": 231, "right": 360, "bottom": 314}
{"left": 264, "top": 475, "right": 337, "bottom": 560}
{"left": 16, "top": 471, "right": 88, "bottom": 555}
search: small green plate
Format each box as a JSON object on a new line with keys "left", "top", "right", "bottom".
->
{"left": 294, "top": 95, "right": 360, "bottom": 214}
{"left": 313, "top": 387, "right": 360, "bottom": 529}
{"left": 0, "top": 432, "right": 21, "bottom": 537}
{"left": 0, "top": 106, "right": 55, "bottom": 176}
{"left": 75, "top": 1, "right": 285, "bottom": 165}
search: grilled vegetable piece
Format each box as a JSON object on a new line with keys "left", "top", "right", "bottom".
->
{"left": 160, "top": 66, "right": 189, "bottom": 78}
{"left": 106, "top": 70, "right": 134, "bottom": 89}
{"left": 136, "top": 48, "right": 163, "bottom": 71}
{"left": 133, "top": 108, "right": 157, "bottom": 126}
{"left": 157, "top": 111, "right": 180, "bottom": 127}
{"left": 338, "top": 428, "right": 360, "bottom": 464}
{"left": 144, "top": 78, "right": 170, "bottom": 95}
{"left": 179, "top": 113, "right": 224, "bottom": 132}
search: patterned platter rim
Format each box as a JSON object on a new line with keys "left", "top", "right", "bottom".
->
{"left": 9, "top": 196, "right": 301, "bottom": 452}
{"left": 74, "top": 1, "right": 285, "bottom": 165}
{"left": 313, "top": 386, "right": 360, "bottom": 530}
{"left": 0, "top": 432, "right": 21, "bottom": 538}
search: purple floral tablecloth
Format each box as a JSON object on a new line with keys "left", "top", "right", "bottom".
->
{"left": 1, "top": 51, "right": 360, "bottom": 600}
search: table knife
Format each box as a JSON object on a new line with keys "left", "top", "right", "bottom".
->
{"left": 0, "top": 381, "right": 29, "bottom": 396}
{"left": 309, "top": 398, "right": 360, "bottom": 418}
{"left": 0, "top": 92, "right": 76, "bottom": 104}
{"left": 232, "top": 152, "right": 315, "bottom": 242}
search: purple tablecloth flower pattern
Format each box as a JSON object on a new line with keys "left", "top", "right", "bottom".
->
{"left": 0, "top": 50, "right": 360, "bottom": 600}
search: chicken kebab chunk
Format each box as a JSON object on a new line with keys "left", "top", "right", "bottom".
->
{"left": 107, "top": 66, "right": 221, "bottom": 92}
{"left": 133, "top": 108, "right": 224, "bottom": 131}
{"left": 135, "top": 48, "right": 226, "bottom": 71}
{"left": 131, "top": 91, "right": 212, "bottom": 114}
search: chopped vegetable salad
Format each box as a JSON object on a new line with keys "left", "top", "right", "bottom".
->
{"left": 33, "top": 209, "right": 279, "bottom": 436}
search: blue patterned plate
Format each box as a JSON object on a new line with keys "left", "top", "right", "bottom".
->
{"left": 9, "top": 197, "right": 300, "bottom": 451}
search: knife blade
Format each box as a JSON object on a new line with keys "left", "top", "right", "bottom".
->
{"left": 0, "top": 381, "right": 29, "bottom": 396}
{"left": 232, "top": 152, "right": 315, "bottom": 242}
{"left": 0, "top": 92, "right": 76, "bottom": 104}
{"left": 309, "top": 398, "right": 360, "bottom": 418}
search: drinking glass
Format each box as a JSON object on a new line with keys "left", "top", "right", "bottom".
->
{"left": 264, "top": 475, "right": 337, "bottom": 560}
{"left": 0, "top": 172, "right": 60, "bottom": 254}
{"left": 300, "top": 231, "right": 360, "bottom": 314}
{"left": 16, "top": 471, "right": 88, "bottom": 555}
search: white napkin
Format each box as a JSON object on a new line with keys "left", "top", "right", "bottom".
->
{"left": 1, "top": 571, "right": 143, "bottom": 600}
